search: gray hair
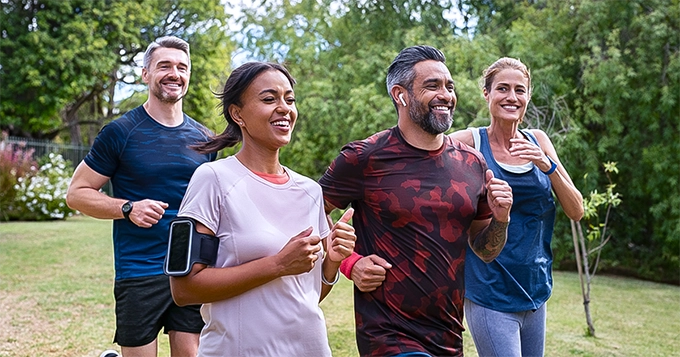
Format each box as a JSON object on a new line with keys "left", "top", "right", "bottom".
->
{"left": 142, "top": 36, "right": 191, "bottom": 70}
{"left": 385, "top": 45, "right": 446, "bottom": 97}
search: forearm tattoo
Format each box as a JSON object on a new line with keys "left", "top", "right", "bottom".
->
{"left": 471, "top": 218, "right": 509, "bottom": 262}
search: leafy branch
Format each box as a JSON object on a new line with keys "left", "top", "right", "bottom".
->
{"left": 571, "top": 161, "right": 621, "bottom": 337}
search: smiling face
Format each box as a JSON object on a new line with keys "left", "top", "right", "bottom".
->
{"left": 142, "top": 47, "right": 190, "bottom": 104}
{"left": 484, "top": 68, "right": 530, "bottom": 124}
{"left": 232, "top": 69, "right": 297, "bottom": 151}
{"left": 407, "top": 60, "right": 457, "bottom": 135}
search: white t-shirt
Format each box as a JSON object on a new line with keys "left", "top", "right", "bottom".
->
{"left": 178, "top": 156, "right": 332, "bottom": 357}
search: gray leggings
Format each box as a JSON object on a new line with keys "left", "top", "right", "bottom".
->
{"left": 464, "top": 298, "right": 546, "bottom": 357}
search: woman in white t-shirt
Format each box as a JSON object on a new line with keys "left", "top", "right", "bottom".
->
{"left": 169, "top": 61, "right": 356, "bottom": 357}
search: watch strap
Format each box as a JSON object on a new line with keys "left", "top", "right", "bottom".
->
{"left": 122, "top": 201, "right": 133, "bottom": 221}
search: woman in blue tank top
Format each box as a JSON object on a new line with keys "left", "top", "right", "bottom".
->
{"left": 450, "top": 58, "right": 584, "bottom": 357}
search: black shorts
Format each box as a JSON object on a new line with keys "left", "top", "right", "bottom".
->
{"left": 113, "top": 274, "right": 204, "bottom": 347}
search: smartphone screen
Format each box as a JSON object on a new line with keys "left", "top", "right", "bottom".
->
{"left": 167, "top": 221, "right": 192, "bottom": 274}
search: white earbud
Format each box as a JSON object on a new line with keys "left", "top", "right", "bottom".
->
{"left": 399, "top": 93, "right": 407, "bottom": 107}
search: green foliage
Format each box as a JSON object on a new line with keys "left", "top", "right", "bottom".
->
{"left": 1, "top": 135, "right": 75, "bottom": 222}
{"left": 0, "top": 134, "right": 38, "bottom": 219}
{"left": 182, "top": 26, "right": 235, "bottom": 133}
{"left": 581, "top": 162, "right": 621, "bottom": 244}
{"left": 441, "top": 35, "right": 501, "bottom": 127}
{"left": 2, "top": 0, "right": 677, "bottom": 281}
{"left": 229, "top": 0, "right": 680, "bottom": 282}
{"left": 3, "top": 151, "right": 75, "bottom": 221}
{"left": 467, "top": 0, "right": 679, "bottom": 283}
{"left": 571, "top": 161, "right": 622, "bottom": 337}
{"left": 568, "top": 0, "right": 679, "bottom": 281}
{"left": 1, "top": 0, "right": 118, "bottom": 136}
{"left": 0, "top": 0, "right": 232, "bottom": 142}
{"left": 237, "top": 0, "right": 467, "bottom": 178}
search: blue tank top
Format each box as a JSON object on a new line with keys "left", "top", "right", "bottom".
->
{"left": 464, "top": 127, "right": 556, "bottom": 312}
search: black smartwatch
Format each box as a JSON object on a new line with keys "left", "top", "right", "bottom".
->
{"left": 121, "top": 201, "right": 133, "bottom": 221}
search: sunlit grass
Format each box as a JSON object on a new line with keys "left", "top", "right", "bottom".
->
{"left": 1, "top": 216, "right": 678, "bottom": 357}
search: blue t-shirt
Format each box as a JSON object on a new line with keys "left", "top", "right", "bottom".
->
{"left": 464, "top": 127, "right": 556, "bottom": 312}
{"left": 84, "top": 106, "right": 216, "bottom": 280}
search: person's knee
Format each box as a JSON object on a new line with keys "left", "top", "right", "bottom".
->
{"left": 168, "top": 330, "right": 199, "bottom": 357}
{"left": 465, "top": 299, "right": 523, "bottom": 357}
{"left": 120, "top": 340, "right": 157, "bottom": 357}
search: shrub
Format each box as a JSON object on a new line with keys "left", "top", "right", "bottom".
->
{"left": 11, "top": 153, "right": 75, "bottom": 221}
{"left": 0, "top": 135, "right": 37, "bottom": 220}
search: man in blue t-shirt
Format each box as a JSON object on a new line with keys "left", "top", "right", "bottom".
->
{"left": 66, "top": 36, "right": 216, "bottom": 357}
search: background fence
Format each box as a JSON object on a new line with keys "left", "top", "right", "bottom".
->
{"left": 6, "top": 136, "right": 90, "bottom": 168}
{"left": 5, "top": 136, "right": 113, "bottom": 195}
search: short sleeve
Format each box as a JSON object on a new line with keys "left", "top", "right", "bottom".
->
{"left": 318, "top": 143, "right": 365, "bottom": 210}
{"left": 178, "top": 164, "right": 223, "bottom": 234}
{"left": 84, "top": 123, "right": 125, "bottom": 177}
{"left": 317, "top": 192, "right": 331, "bottom": 239}
{"left": 473, "top": 153, "right": 492, "bottom": 221}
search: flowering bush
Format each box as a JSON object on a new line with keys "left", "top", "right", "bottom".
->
{"left": 0, "top": 136, "right": 38, "bottom": 220}
{"left": 11, "top": 153, "right": 76, "bottom": 221}
{"left": 1, "top": 134, "right": 75, "bottom": 221}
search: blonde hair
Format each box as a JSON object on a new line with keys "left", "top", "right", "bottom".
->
{"left": 480, "top": 57, "right": 532, "bottom": 97}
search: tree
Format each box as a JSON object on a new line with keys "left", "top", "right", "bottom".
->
{"left": 571, "top": 162, "right": 621, "bottom": 336}
{"left": 232, "top": 0, "right": 679, "bottom": 283}
{"left": 467, "top": 0, "right": 679, "bottom": 283}
{"left": 236, "top": 0, "right": 463, "bottom": 178}
{"left": 0, "top": 0, "right": 232, "bottom": 143}
{"left": 567, "top": 0, "right": 678, "bottom": 281}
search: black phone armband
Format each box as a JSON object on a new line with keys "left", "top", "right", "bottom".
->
{"left": 164, "top": 217, "right": 219, "bottom": 277}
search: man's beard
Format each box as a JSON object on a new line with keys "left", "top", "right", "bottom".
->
{"left": 408, "top": 99, "right": 453, "bottom": 135}
{"left": 151, "top": 83, "right": 186, "bottom": 104}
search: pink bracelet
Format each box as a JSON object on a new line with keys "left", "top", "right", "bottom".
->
{"left": 340, "top": 251, "right": 363, "bottom": 279}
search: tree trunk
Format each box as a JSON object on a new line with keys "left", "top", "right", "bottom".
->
{"left": 571, "top": 219, "right": 596, "bottom": 337}
{"left": 67, "top": 112, "right": 82, "bottom": 145}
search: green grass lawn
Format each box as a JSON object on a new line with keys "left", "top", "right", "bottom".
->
{"left": 1, "top": 216, "right": 678, "bottom": 357}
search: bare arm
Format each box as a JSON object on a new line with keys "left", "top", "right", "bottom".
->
{"left": 66, "top": 161, "right": 168, "bottom": 227}
{"left": 449, "top": 129, "right": 474, "bottom": 147}
{"left": 323, "top": 199, "right": 391, "bottom": 293}
{"left": 320, "top": 208, "right": 355, "bottom": 301}
{"left": 468, "top": 217, "right": 510, "bottom": 263}
{"left": 320, "top": 256, "right": 341, "bottom": 301}
{"left": 66, "top": 161, "right": 123, "bottom": 219}
{"left": 170, "top": 223, "right": 322, "bottom": 306}
{"left": 511, "top": 130, "right": 584, "bottom": 221}
{"left": 323, "top": 199, "right": 337, "bottom": 216}
{"left": 468, "top": 170, "right": 512, "bottom": 262}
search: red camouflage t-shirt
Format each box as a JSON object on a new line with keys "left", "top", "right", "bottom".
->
{"left": 319, "top": 127, "right": 492, "bottom": 357}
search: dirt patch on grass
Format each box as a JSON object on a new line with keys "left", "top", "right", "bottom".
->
{"left": 0, "top": 292, "right": 47, "bottom": 356}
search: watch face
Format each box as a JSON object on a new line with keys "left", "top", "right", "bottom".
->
{"left": 122, "top": 202, "right": 132, "bottom": 213}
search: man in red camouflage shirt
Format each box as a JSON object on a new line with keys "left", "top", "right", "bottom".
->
{"left": 319, "top": 45, "right": 513, "bottom": 357}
